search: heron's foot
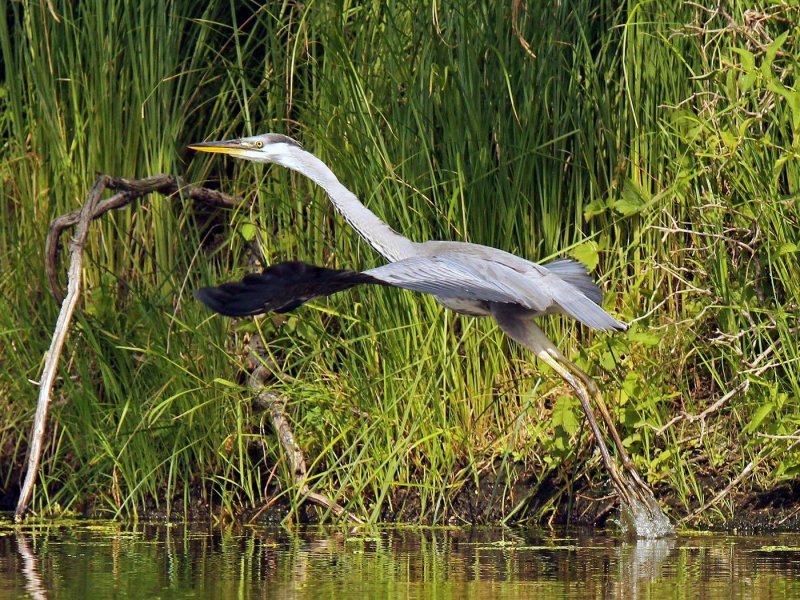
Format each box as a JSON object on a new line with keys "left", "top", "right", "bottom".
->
{"left": 619, "top": 489, "right": 674, "bottom": 539}
{"left": 616, "top": 476, "right": 673, "bottom": 539}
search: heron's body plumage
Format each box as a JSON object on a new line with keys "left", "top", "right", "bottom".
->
{"left": 190, "top": 134, "right": 625, "bottom": 331}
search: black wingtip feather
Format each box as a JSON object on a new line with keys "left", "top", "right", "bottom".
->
{"left": 193, "top": 285, "right": 267, "bottom": 317}
{"left": 612, "top": 319, "right": 629, "bottom": 332}
{"left": 194, "top": 261, "right": 382, "bottom": 317}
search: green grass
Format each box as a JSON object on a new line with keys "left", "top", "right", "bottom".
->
{"left": 1, "top": 1, "right": 799, "bottom": 526}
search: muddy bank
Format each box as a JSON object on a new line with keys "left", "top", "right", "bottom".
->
{"left": 4, "top": 454, "right": 800, "bottom": 531}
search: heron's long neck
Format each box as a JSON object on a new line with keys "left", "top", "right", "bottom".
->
{"left": 282, "top": 149, "right": 417, "bottom": 262}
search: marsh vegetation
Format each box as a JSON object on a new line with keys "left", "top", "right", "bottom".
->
{"left": 1, "top": 2, "right": 799, "bottom": 527}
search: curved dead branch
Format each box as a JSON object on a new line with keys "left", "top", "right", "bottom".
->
{"left": 18, "top": 174, "right": 237, "bottom": 521}
{"left": 45, "top": 174, "right": 238, "bottom": 303}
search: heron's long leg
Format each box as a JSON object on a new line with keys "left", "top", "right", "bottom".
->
{"left": 533, "top": 348, "right": 634, "bottom": 506}
{"left": 547, "top": 348, "right": 651, "bottom": 494}
{"left": 550, "top": 350, "right": 635, "bottom": 469}
{"left": 491, "top": 308, "right": 639, "bottom": 503}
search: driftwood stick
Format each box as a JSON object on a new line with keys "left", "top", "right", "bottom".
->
{"left": 679, "top": 436, "right": 800, "bottom": 526}
{"left": 16, "top": 176, "right": 105, "bottom": 521}
{"left": 18, "top": 174, "right": 237, "bottom": 521}
{"left": 678, "top": 458, "right": 757, "bottom": 525}
{"left": 251, "top": 381, "right": 309, "bottom": 484}
{"left": 249, "top": 339, "right": 362, "bottom": 523}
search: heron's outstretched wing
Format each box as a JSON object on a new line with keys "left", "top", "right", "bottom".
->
{"left": 193, "top": 258, "right": 514, "bottom": 317}
{"left": 363, "top": 257, "right": 527, "bottom": 304}
{"left": 370, "top": 256, "right": 625, "bottom": 330}
{"left": 416, "top": 242, "right": 623, "bottom": 329}
{"left": 542, "top": 258, "right": 603, "bottom": 305}
{"left": 378, "top": 254, "right": 625, "bottom": 331}
{"left": 195, "top": 258, "right": 625, "bottom": 331}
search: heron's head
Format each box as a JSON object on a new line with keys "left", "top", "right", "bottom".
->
{"left": 188, "top": 133, "right": 303, "bottom": 165}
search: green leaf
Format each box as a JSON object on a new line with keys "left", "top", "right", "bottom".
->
{"left": 570, "top": 240, "right": 599, "bottom": 271}
{"left": 767, "top": 80, "right": 791, "bottom": 101}
{"left": 743, "top": 402, "right": 775, "bottom": 434}
{"left": 583, "top": 197, "right": 609, "bottom": 220}
{"left": 213, "top": 378, "right": 241, "bottom": 389}
{"left": 739, "top": 70, "right": 758, "bottom": 92}
{"left": 738, "top": 117, "right": 756, "bottom": 137}
{"left": 651, "top": 448, "right": 674, "bottom": 469}
{"left": 613, "top": 179, "right": 649, "bottom": 216}
{"left": 731, "top": 47, "right": 755, "bottom": 73}
{"left": 762, "top": 31, "right": 789, "bottom": 77}
{"left": 627, "top": 330, "right": 661, "bottom": 347}
{"left": 599, "top": 350, "right": 617, "bottom": 371}
{"left": 622, "top": 406, "right": 640, "bottom": 428}
{"left": 621, "top": 371, "right": 641, "bottom": 404}
{"left": 776, "top": 463, "right": 800, "bottom": 481}
{"left": 778, "top": 242, "right": 798, "bottom": 256}
{"left": 774, "top": 154, "right": 794, "bottom": 179}
{"left": 239, "top": 222, "right": 257, "bottom": 241}
{"left": 720, "top": 130, "right": 738, "bottom": 150}
{"left": 552, "top": 396, "right": 579, "bottom": 436}
{"left": 767, "top": 79, "right": 800, "bottom": 131}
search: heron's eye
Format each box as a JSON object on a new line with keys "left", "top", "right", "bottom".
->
{"left": 255, "top": 140, "right": 264, "bottom": 149}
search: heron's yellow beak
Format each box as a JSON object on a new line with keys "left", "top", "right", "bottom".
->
{"left": 188, "top": 140, "right": 250, "bottom": 158}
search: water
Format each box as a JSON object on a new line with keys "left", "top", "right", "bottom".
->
{"left": 2, "top": 520, "right": 800, "bottom": 599}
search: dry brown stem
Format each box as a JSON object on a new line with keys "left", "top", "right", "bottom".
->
{"left": 249, "top": 338, "right": 362, "bottom": 523}
{"left": 16, "top": 177, "right": 105, "bottom": 520}
{"left": 45, "top": 174, "right": 238, "bottom": 303}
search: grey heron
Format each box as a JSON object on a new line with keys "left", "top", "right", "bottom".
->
{"left": 189, "top": 133, "right": 671, "bottom": 535}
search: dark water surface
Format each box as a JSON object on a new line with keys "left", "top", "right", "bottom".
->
{"left": 2, "top": 519, "right": 800, "bottom": 598}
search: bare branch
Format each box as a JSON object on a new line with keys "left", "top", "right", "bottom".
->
{"left": 45, "top": 174, "right": 238, "bottom": 303}
{"left": 678, "top": 433, "right": 800, "bottom": 526}
{"left": 24, "top": 171, "right": 359, "bottom": 524}
{"left": 679, "top": 458, "right": 757, "bottom": 525}
{"left": 18, "top": 174, "right": 237, "bottom": 521}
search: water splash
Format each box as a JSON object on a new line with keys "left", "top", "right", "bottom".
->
{"left": 619, "top": 495, "right": 674, "bottom": 539}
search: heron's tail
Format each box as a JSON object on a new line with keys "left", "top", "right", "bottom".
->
{"left": 194, "top": 261, "right": 382, "bottom": 317}
{"left": 542, "top": 258, "right": 604, "bottom": 305}
{"left": 542, "top": 258, "right": 628, "bottom": 331}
